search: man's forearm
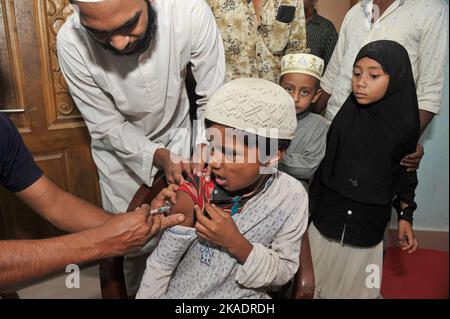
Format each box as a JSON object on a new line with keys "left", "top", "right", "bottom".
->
{"left": 16, "top": 176, "right": 112, "bottom": 233}
{"left": 419, "top": 109, "right": 435, "bottom": 137}
{"left": 0, "top": 230, "right": 105, "bottom": 292}
{"left": 45, "top": 188, "right": 112, "bottom": 232}
{"left": 153, "top": 148, "right": 170, "bottom": 169}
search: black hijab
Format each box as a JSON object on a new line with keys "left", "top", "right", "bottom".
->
{"left": 320, "top": 40, "right": 420, "bottom": 205}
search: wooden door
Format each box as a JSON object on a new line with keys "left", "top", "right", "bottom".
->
{"left": 351, "top": 0, "right": 360, "bottom": 7}
{"left": 0, "top": 0, "right": 101, "bottom": 240}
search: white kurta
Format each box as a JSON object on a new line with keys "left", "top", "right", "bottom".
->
{"left": 57, "top": 0, "right": 226, "bottom": 213}
{"left": 322, "top": 0, "right": 448, "bottom": 123}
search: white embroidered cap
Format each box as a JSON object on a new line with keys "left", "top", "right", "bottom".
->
{"left": 205, "top": 78, "right": 297, "bottom": 140}
{"left": 280, "top": 53, "right": 325, "bottom": 81}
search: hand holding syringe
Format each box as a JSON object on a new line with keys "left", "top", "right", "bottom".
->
{"left": 149, "top": 200, "right": 173, "bottom": 216}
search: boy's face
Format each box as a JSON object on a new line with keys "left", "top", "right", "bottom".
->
{"left": 352, "top": 57, "right": 390, "bottom": 105}
{"left": 280, "top": 73, "right": 322, "bottom": 114}
{"left": 206, "top": 124, "right": 280, "bottom": 193}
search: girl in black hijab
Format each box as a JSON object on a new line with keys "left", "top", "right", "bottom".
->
{"left": 308, "top": 40, "right": 420, "bottom": 299}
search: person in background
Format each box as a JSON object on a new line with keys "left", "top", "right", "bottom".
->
{"left": 58, "top": 0, "right": 226, "bottom": 295}
{"left": 278, "top": 53, "right": 328, "bottom": 189}
{"left": 206, "top": 0, "right": 307, "bottom": 82}
{"left": 309, "top": 40, "right": 420, "bottom": 299}
{"left": 304, "top": 0, "right": 338, "bottom": 70}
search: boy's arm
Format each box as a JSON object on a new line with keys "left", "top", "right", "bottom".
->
{"left": 234, "top": 189, "right": 309, "bottom": 289}
{"left": 194, "top": 203, "right": 254, "bottom": 264}
{"left": 279, "top": 127, "right": 327, "bottom": 182}
{"left": 171, "top": 191, "right": 196, "bottom": 227}
{"left": 136, "top": 190, "right": 197, "bottom": 298}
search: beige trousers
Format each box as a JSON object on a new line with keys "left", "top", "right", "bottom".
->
{"left": 309, "top": 223, "right": 383, "bottom": 299}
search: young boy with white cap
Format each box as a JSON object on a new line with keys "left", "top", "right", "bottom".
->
{"left": 278, "top": 53, "right": 328, "bottom": 189}
{"left": 136, "top": 78, "right": 309, "bottom": 299}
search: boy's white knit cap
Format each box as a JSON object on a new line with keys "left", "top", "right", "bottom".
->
{"left": 205, "top": 78, "right": 297, "bottom": 140}
{"left": 280, "top": 53, "right": 325, "bottom": 81}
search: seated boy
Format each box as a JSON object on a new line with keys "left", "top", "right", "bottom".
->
{"left": 136, "top": 78, "right": 309, "bottom": 299}
{"left": 278, "top": 53, "right": 328, "bottom": 189}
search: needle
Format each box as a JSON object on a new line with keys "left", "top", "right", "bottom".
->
{"left": 149, "top": 203, "right": 172, "bottom": 215}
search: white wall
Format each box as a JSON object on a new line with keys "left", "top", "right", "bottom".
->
{"left": 389, "top": 2, "right": 449, "bottom": 232}
{"left": 412, "top": 18, "right": 449, "bottom": 231}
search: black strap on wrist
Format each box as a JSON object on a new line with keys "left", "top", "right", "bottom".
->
{"left": 397, "top": 209, "right": 414, "bottom": 225}
{"left": 393, "top": 198, "right": 414, "bottom": 225}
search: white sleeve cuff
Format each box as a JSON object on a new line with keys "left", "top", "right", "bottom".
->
{"left": 418, "top": 101, "right": 441, "bottom": 115}
{"left": 235, "top": 243, "right": 278, "bottom": 288}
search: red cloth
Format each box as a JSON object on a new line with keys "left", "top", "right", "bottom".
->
{"left": 381, "top": 247, "right": 449, "bottom": 299}
{"left": 178, "top": 174, "right": 215, "bottom": 212}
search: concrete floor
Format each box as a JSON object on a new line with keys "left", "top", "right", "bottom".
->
{"left": 16, "top": 265, "right": 102, "bottom": 299}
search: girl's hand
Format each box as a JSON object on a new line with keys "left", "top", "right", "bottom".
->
{"left": 194, "top": 203, "right": 252, "bottom": 264}
{"left": 398, "top": 220, "right": 418, "bottom": 254}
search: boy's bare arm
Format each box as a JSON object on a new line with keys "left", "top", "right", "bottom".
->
{"left": 170, "top": 191, "right": 196, "bottom": 227}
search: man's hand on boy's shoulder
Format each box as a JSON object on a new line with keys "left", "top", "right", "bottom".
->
{"left": 400, "top": 144, "right": 424, "bottom": 172}
{"left": 154, "top": 148, "right": 192, "bottom": 185}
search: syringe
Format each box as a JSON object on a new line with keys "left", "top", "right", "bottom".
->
{"left": 149, "top": 201, "right": 173, "bottom": 215}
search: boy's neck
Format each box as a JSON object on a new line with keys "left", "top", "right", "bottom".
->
{"left": 297, "top": 110, "right": 311, "bottom": 120}
{"left": 225, "top": 174, "right": 271, "bottom": 199}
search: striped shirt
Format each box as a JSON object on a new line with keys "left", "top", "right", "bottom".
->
{"left": 306, "top": 11, "right": 338, "bottom": 70}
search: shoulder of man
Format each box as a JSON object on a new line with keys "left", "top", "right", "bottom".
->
{"left": 410, "top": 0, "right": 448, "bottom": 11}
{"left": 340, "top": 0, "right": 365, "bottom": 27}
{"left": 158, "top": 0, "right": 208, "bottom": 11}
{"left": 409, "top": 0, "right": 448, "bottom": 22}
{"left": 314, "top": 14, "right": 337, "bottom": 31}
{"left": 0, "top": 114, "right": 21, "bottom": 161}
{"left": 56, "top": 12, "right": 82, "bottom": 47}
{"left": 0, "top": 113, "right": 17, "bottom": 142}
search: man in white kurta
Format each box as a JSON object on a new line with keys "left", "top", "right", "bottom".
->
{"left": 57, "top": 0, "right": 226, "bottom": 294}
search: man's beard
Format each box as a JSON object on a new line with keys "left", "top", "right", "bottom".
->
{"left": 100, "top": 0, "right": 157, "bottom": 56}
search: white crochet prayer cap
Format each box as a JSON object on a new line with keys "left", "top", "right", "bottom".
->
{"left": 280, "top": 53, "right": 325, "bottom": 81}
{"left": 205, "top": 78, "right": 297, "bottom": 140}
